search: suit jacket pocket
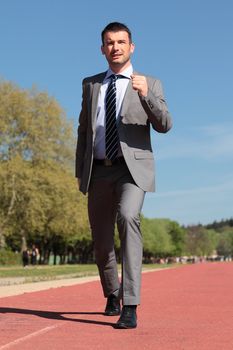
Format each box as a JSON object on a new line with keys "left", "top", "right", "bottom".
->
{"left": 134, "top": 151, "right": 154, "bottom": 159}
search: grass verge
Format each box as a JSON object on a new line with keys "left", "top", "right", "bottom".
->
{"left": 0, "top": 263, "right": 175, "bottom": 284}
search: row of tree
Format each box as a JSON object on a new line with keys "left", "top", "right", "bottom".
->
{"left": 0, "top": 81, "right": 233, "bottom": 265}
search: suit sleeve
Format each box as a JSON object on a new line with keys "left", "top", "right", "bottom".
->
{"left": 75, "top": 80, "right": 87, "bottom": 178}
{"left": 140, "top": 79, "right": 172, "bottom": 133}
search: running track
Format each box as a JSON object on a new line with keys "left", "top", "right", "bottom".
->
{"left": 0, "top": 262, "right": 233, "bottom": 349}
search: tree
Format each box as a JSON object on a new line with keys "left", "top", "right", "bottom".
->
{"left": 0, "top": 81, "right": 74, "bottom": 166}
{"left": 216, "top": 227, "right": 233, "bottom": 257}
{"left": 185, "top": 226, "right": 217, "bottom": 257}
{"left": 0, "top": 81, "right": 90, "bottom": 258}
{"left": 141, "top": 217, "right": 174, "bottom": 259}
{"left": 168, "top": 221, "right": 186, "bottom": 256}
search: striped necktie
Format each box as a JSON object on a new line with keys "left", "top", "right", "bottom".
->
{"left": 105, "top": 74, "right": 119, "bottom": 160}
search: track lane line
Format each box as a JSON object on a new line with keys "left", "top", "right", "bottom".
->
{"left": 0, "top": 323, "right": 62, "bottom": 349}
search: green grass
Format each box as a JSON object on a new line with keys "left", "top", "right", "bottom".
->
{"left": 0, "top": 264, "right": 98, "bottom": 280}
{"left": 0, "top": 263, "right": 174, "bottom": 283}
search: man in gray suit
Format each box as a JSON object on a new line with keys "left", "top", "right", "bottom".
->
{"left": 76, "top": 22, "right": 172, "bottom": 329}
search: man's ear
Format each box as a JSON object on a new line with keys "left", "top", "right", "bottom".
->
{"left": 101, "top": 45, "right": 105, "bottom": 55}
{"left": 130, "top": 43, "right": 135, "bottom": 54}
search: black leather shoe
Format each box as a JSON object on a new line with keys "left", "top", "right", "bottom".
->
{"left": 104, "top": 294, "right": 121, "bottom": 316}
{"left": 115, "top": 305, "right": 137, "bottom": 329}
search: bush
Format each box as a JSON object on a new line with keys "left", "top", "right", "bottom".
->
{"left": 0, "top": 249, "right": 21, "bottom": 266}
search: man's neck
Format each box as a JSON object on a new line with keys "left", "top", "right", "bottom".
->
{"left": 109, "top": 61, "right": 132, "bottom": 74}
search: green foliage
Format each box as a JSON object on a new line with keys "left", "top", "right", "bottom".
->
{"left": 206, "top": 218, "right": 233, "bottom": 230}
{"left": 142, "top": 217, "right": 174, "bottom": 258}
{"left": 185, "top": 226, "right": 218, "bottom": 256}
{"left": 0, "top": 156, "right": 90, "bottom": 261}
{"left": 168, "top": 221, "right": 186, "bottom": 256}
{"left": 0, "top": 81, "right": 74, "bottom": 166}
{"left": 0, "top": 81, "right": 90, "bottom": 259}
{"left": 216, "top": 227, "right": 233, "bottom": 257}
{"left": 0, "top": 249, "right": 21, "bottom": 265}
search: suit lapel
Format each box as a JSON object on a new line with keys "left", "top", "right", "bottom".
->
{"left": 91, "top": 83, "right": 101, "bottom": 127}
{"left": 120, "top": 70, "right": 138, "bottom": 116}
{"left": 91, "top": 73, "right": 106, "bottom": 128}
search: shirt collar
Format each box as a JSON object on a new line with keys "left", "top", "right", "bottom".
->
{"left": 104, "top": 65, "right": 133, "bottom": 81}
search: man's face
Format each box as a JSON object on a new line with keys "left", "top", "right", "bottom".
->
{"left": 101, "top": 30, "right": 135, "bottom": 70}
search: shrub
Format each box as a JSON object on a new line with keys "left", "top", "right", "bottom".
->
{"left": 0, "top": 249, "right": 21, "bottom": 266}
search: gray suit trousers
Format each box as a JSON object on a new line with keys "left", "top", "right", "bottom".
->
{"left": 88, "top": 161, "right": 145, "bottom": 305}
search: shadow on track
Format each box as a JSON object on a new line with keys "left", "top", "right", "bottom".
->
{"left": 0, "top": 307, "right": 116, "bottom": 328}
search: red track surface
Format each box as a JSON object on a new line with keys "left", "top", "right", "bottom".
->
{"left": 0, "top": 262, "right": 233, "bottom": 350}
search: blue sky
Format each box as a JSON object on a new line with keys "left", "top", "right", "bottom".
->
{"left": 1, "top": 0, "right": 233, "bottom": 225}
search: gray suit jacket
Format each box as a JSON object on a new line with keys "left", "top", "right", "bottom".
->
{"left": 75, "top": 71, "right": 172, "bottom": 195}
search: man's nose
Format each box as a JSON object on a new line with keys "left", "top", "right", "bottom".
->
{"left": 112, "top": 42, "right": 120, "bottom": 50}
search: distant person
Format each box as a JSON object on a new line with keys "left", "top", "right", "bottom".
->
{"left": 22, "top": 249, "right": 30, "bottom": 267}
{"left": 75, "top": 22, "right": 172, "bottom": 329}
{"left": 31, "top": 245, "right": 39, "bottom": 265}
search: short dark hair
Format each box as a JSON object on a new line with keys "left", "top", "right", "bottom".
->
{"left": 101, "top": 22, "right": 132, "bottom": 45}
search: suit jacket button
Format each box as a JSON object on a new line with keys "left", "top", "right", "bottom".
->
{"left": 148, "top": 100, "right": 154, "bottom": 109}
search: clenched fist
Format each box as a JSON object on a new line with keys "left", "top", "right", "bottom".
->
{"left": 131, "top": 74, "right": 148, "bottom": 97}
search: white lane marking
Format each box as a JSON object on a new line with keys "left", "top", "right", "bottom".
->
{"left": 0, "top": 324, "right": 61, "bottom": 349}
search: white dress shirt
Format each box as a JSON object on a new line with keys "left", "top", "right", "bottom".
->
{"left": 93, "top": 65, "right": 133, "bottom": 159}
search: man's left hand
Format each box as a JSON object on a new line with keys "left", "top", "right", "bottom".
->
{"left": 131, "top": 74, "right": 148, "bottom": 97}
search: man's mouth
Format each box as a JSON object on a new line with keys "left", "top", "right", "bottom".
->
{"left": 112, "top": 54, "right": 122, "bottom": 59}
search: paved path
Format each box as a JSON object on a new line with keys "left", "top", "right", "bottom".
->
{"left": 0, "top": 276, "right": 100, "bottom": 298}
{"left": 0, "top": 262, "right": 233, "bottom": 349}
